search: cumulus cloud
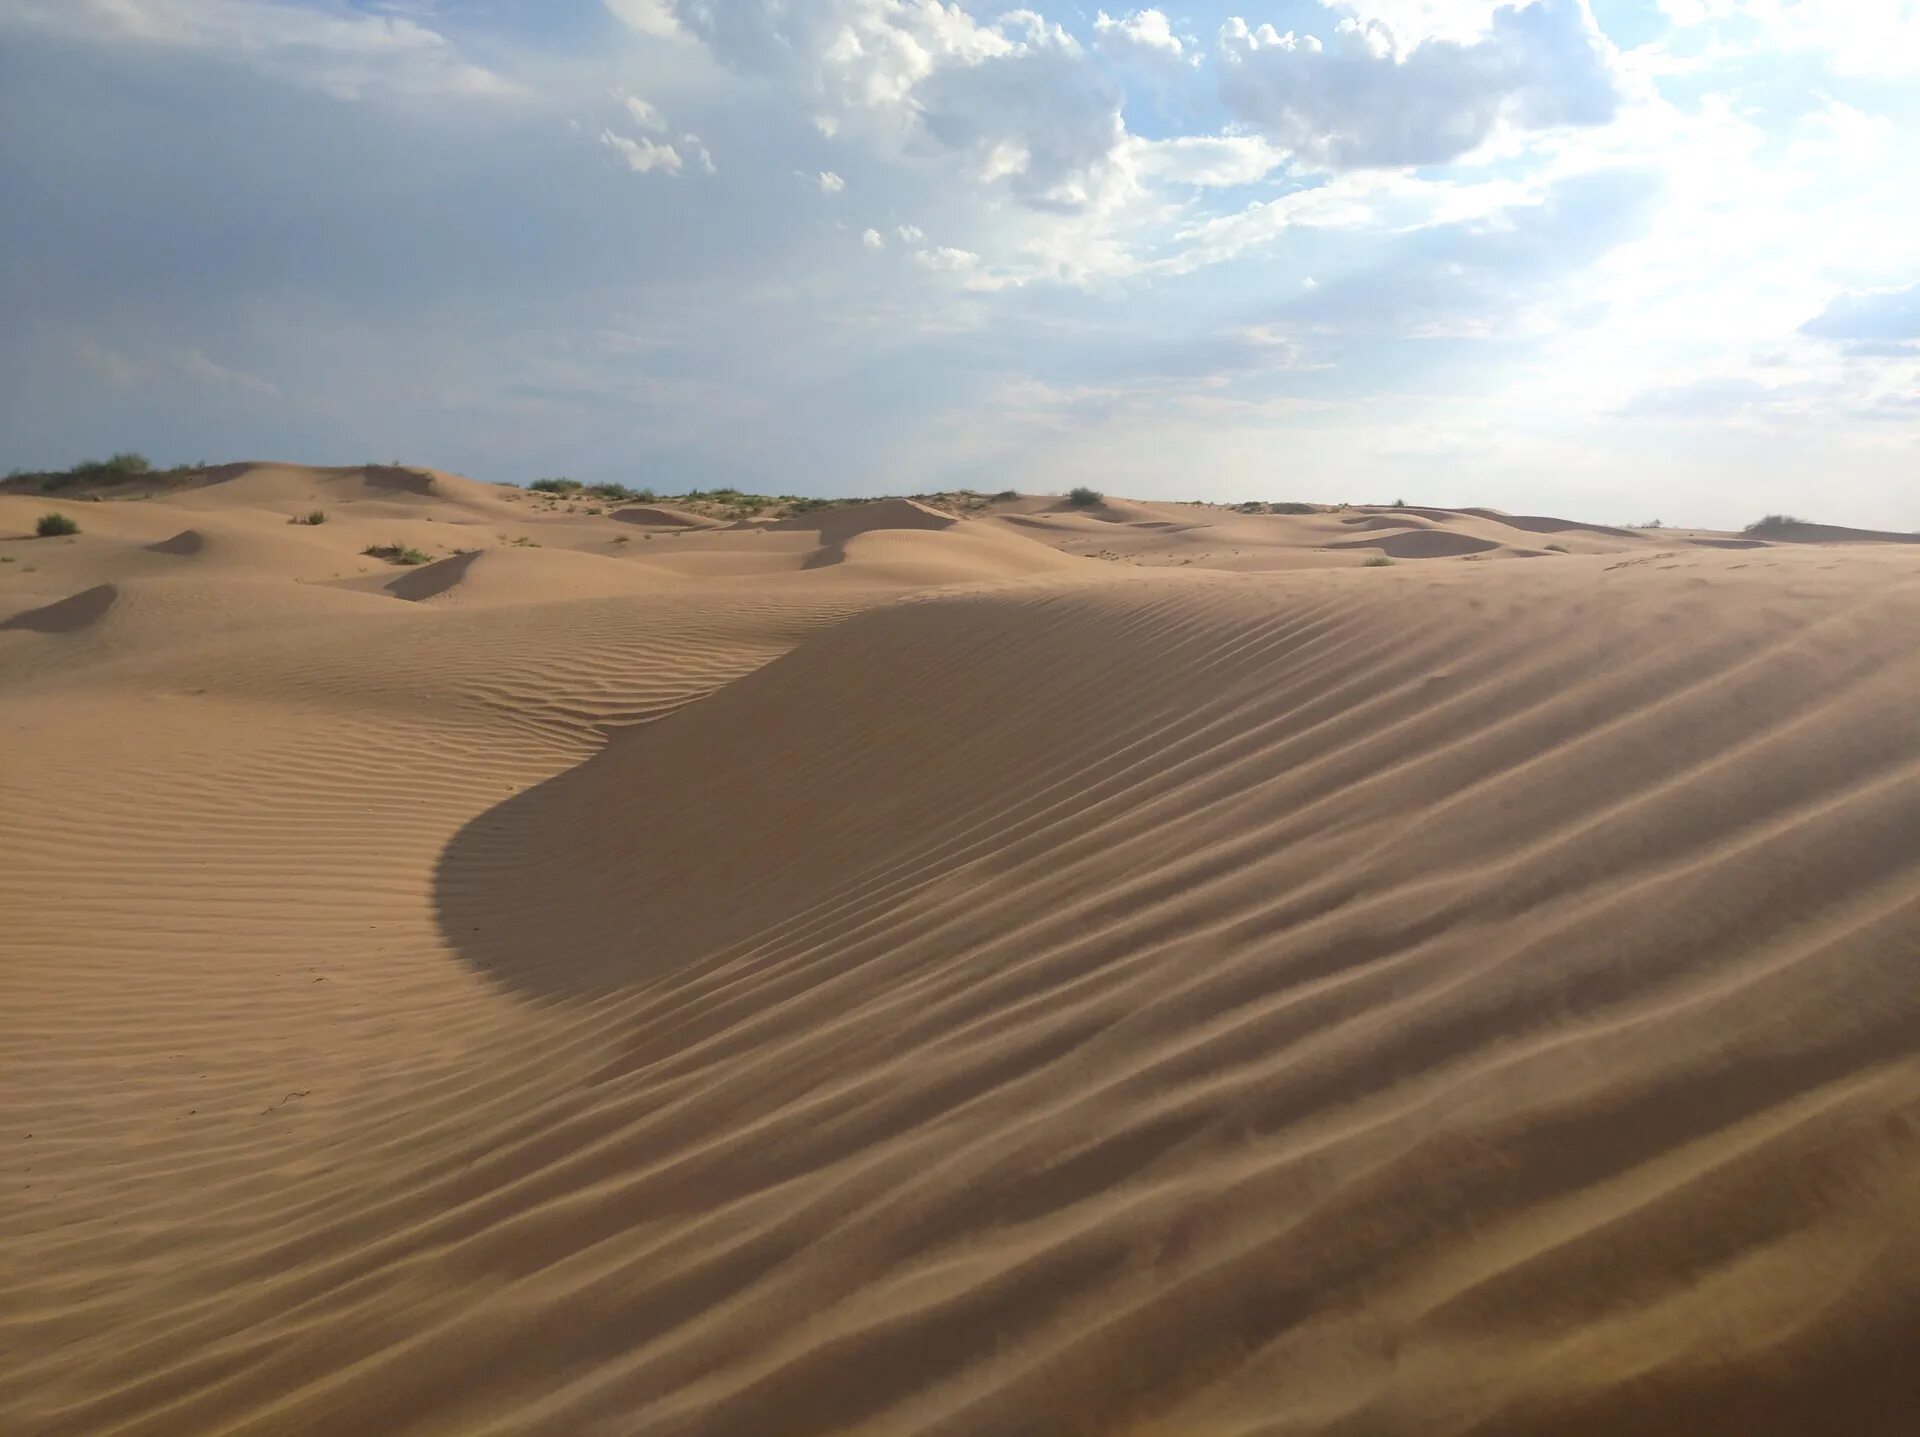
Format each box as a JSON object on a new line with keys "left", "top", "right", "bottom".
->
{"left": 862, "top": 227, "right": 885, "bottom": 249}
{"left": 818, "top": 170, "right": 845, "bottom": 193}
{"left": 1094, "top": 9, "right": 1193, "bottom": 62}
{"left": 1801, "top": 283, "right": 1920, "bottom": 355}
{"left": 601, "top": 129, "right": 683, "bottom": 175}
{"left": 1217, "top": 0, "right": 1620, "bottom": 169}
{"left": 915, "top": 245, "right": 980, "bottom": 270}
{"left": 634, "top": 0, "right": 1130, "bottom": 214}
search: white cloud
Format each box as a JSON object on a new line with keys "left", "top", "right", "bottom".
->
{"left": 601, "top": 129, "right": 683, "bottom": 174}
{"left": 1127, "top": 134, "right": 1289, "bottom": 187}
{"left": 862, "top": 227, "right": 886, "bottom": 250}
{"left": 1217, "top": 0, "right": 1620, "bottom": 169}
{"left": 1658, "top": 0, "right": 1920, "bottom": 77}
{"left": 897, "top": 224, "right": 925, "bottom": 243}
{"left": 1094, "top": 9, "right": 1194, "bottom": 62}
{"left": 623, "top": 95, "right": 667, "bottom": 132}
{"left": 915, "top": 245, "right": 980, "bottom": 270}
{"left": 818, "top": 170, "right": 845, "bottom": 194}
{"left": 603, "top": 0, "right": 681, "bottom": 40}
{"left": 3, "top": 0, "right": 516, "bottom": 99}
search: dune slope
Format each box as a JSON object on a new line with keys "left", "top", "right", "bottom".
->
{"left": 3, "top": 471, "right": 1918, "bottom": 1437}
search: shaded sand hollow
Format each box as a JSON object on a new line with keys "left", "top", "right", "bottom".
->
{"left": 3, "top": 465, "right": 1919, "bottom": 1437}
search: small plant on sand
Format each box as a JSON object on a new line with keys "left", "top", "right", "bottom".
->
{"left": 529, "top": 477, "right": 583, "bottom": 494}
{"left": 1544, "top": 542, "right": 1570, "bottom": 553}
{"left": 362, "top": 542, "right": 430, "bottom": 565}
{"left": 612, "top": 533, "right": 631, "bottom": 544}
{"left": 36, "top": 512, "right": 79, "bottom": 537}
{"left": 1066, "top": 486, "right": 1103, "bottom": 507}
{"left": 1744, "top": 513, "right": 1807, "bottom": 536}
{"left": 290, "top": 509, "right": 327, "bottom": 526}
{"left": 1362, "top": 555, "right": 1395, "bottom": 567}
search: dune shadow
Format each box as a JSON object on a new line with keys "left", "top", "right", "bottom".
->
{"left": 1331, "top": 530, "right": 1501, "bottom": 559}
{"left": 433, "top": 743, "right": 657, "bottom": 1001}
{"left": 1, "top": 583, "right": 119, "bottom": 633}
{"left": 147, "top": 529, "right": 206, "bottom": 556}
{"left": 433, "top": 727, "right": 806, "bottom": 1002}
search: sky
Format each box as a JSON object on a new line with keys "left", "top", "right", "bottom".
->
{"left": 2, "top": 0, "right": 1917, "bottom": 528}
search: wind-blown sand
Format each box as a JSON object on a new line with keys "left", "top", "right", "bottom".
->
{"left": 3, "top": 465, "right": 1917, "bottom": 1436}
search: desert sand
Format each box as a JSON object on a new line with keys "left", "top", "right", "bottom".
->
{"left": 3, "top": 464, "right": 1918, "bottom": 1436}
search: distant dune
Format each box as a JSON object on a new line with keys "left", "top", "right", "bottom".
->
{"left": 4, "top": 464, "right": 1918, "bottom": 1437}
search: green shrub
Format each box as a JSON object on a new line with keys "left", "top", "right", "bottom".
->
{"left": 37, "top": 512, "right": 80, "bottom": 537}
{"left": 994, "top": 489, "right": 1019, "bottom": 500}
{"left": 1268, "top": 501, "right": 1316, "bottom": 515}
{"left": 586, "top": 482, "right": 655, "bottom": 501}
{"left": 1066, "top": 486, "right": 1103, "bottom": 507}
{"left": 1362, "top": 555, "right": 1394, "bottom": 567}
{"left": 290, "top": 510, "right": 327, "bottom": 526}
{"left": 1544, "top": 542, "right": 1569, "bottom": 553}
{"left": 362, "top": 542, "right": 430, "bottom": 565}
{"left": 44, "top": 453, "right": 154, "bottom": 490}
{"left": 529, "top": 478, "right": 583, "bottom": 494}
{"left": 1744, "top": 513, "right": 1806, "bottom": 535}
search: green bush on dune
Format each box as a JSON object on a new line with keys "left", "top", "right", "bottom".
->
{"left": 1067, "top": 486, "right": 1103, "bottom": 507}
{"left": 362, "top": 542, "right": 430, "bottom": 565}
{"left": 41, "top": 453, "right": 153, "bottom": 491}
{"left": 37, "top": 512, "right": 80, "bottom": 537}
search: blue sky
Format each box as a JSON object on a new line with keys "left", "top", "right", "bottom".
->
{"left": 2, "top": 0, "right": 1916, "bottom": 527}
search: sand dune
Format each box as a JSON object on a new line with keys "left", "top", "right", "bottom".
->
{"left": 4, "top": 464, "right": 1918, "bottom": 1437}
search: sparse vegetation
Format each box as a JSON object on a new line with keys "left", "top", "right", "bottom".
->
{"left": 37, "top": 512, "right": 80, "bottom": 537}
{"left": 1067, "top": 486, "right": 1103, "bottom": 507}
{"left": 1544, "top": 542, "right": 1570, "bottom": 553}
{"left": 1362, "top": 555, "right": 1395, "bottom": 567}
{"left": 529, "top": 478, "right": 583, "bottom": 494}
{"left": 362, "top": 542, "right": 430, "bottom": 565}
{"left": 585, "top": 482, "right": 654, "bottom": 501}
{"left": 290, "top": 510, "right": 327, "bottom": 526}
{"left": 39, "top": 453, "right": 154, "bottom": 491}
{"left": 1744, "top": 513, "right": 1807, "bottom": 536}
{"left": 1268, "top": 501, "right": 1316, "bottom": 515}
{"left": 994, "top": 489, "right": 1019, "bottom": 500}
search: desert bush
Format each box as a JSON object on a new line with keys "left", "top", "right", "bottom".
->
{"left": 1067, "top": 486, "right": 1103, "bottom": 507}
{"left": 37, "top": 511, "right": 80, "bottom": 537}
{"left": 1362, "top": 555, "right": 1394, "bottom": 567}
{"left": 1544, "top": 542, "right": 1570, "bottom": 553}
{"left": 529, "top": 478, "right": 583, "bottom": 494}
{"left": 290, "top": 510, "right": 327, "bottom": 526}
{"left": 1744, "top": 513, "right": 1807, "bottom": 535}
{"left": 41, "top": 452, "right": 153, "bottom": 490}
{"left": 1268, "top": 501, "right": 1315, "bottom": 515}
{"left": 589, "top": 482, "right": 656, "bottom": 501}
{"left": 362, "top": 542, "right": 430, "bottom": 565}
{"left": 994, "top": 489, "right": 1019, "bottom": 500}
